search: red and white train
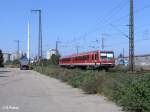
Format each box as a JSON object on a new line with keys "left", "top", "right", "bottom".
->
{"left": 59, "top": 50, "right": 115, "bottom": 69}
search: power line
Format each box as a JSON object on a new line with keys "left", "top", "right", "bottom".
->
{"left": 106, "top": 37, "right": 150, "bottom": 48}
{"left": 84, "top": 2, "right": 150, "bottom": 40}
{"left": 110, "top": 24, "right": 129, "bottom": 39}
{"left": 110, "top": 3, "right": 150, "bottom": 24}
{"left": 76, "top": 2, "right": 150, "bottom": 45}
{"left": 60, "top": 1, "right": 150, "bottom": 55}
{"left": 99, "top": 0, "right": 129, "bottom": 25}
{"left": 67, "top": 0, "right": 128, "bottom": 44}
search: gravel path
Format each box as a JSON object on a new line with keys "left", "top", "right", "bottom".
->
{"left": 0, "top": 68, "right": 123, "bottom": 112}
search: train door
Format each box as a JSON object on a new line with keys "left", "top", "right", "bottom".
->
{"left": 92, "top": 52, "right": 98, "bottom": 68}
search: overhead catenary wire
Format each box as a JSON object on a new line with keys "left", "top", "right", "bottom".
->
{"left": 110, "top": 3, "right": 150, "bottom": 23}
{"left": 67, "top": 0, "right": 129, "bottom": 45}
{"left": 110, "top": 24, "right": 129, "bottom": 39}
{"left": 87, "top": 2, "right": 150, "bottom": 38}
{"left": 60, "top": 1, "right": 150, "bottom": 55}
{"left": 106, "top": 37, "right": 150, "bottom": 48}
{"left": 67, "top": 1, "right": 150, "bottom": 49}
{"left": 70, "top": 1, "right": 129, "bottom": 43}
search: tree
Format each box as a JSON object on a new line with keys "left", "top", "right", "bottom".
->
{"left": 50, "top": 54, "right": 60, "bottom": 65}
{"left": 0, "top": 49, "right": 4, "bottom": 67}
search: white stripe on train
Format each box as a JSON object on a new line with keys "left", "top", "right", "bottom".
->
{"left": 59, "top": 63, "right": 113, "bottom": 66}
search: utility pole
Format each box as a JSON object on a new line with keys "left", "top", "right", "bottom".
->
{"left": 27, "top": 22, "right": 30, "bottom": 60}
{"left": 14, "top": 40, "right": 20, "bottom": 59}
{"left": 129, "top": 0, "right": 135, "bottom": 72}
{"left": 76, "top": 45, "right": 80, "bottom": 54}
{"left": 31, "top": 9, "right": 43, "bottom": 60}
{"left": 102, "top": 37, "right": 104, "bottom": 50}
{"left": 123, "top": 48, "right": 125, "bottom": 59}
{"left": 101, "top": 34, "right": 105, "bottom": 50}
{"left": 56, "top": 40, "right": 61, "bottom": 54}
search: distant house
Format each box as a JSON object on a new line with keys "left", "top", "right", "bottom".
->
{"left": 47, "top": 49, "right": 57, "bottom": 60}
{"left": 116, "top": 54, "right": 150, "bottom": 66}
{"left": 10, "top": 51, "right": 23, "bottom": 61}
{"left": 3, "top": 53, "right": 11, "bottom": 63}
{"left": 134, "top": 54, "right": 150, "bottom": 66}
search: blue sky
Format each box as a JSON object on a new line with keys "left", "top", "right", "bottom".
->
{"left": 0, "top": 0, "right": 150, "bottom": 57}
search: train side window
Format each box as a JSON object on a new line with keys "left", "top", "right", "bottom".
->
{"left": 95, "top": 53, "right": 98, "bottom": 60}
{"left": 64, "top": 58, "right": 70, "bottom": 62}
{"left": 92, "top": 55, "right": 94, "bottom": 60}
{"left": 87, "top": 55, "right": 89, "bottom": 60}
{"left": 81, "top": 56, "right": 84, "bottom": 60}
{"left": 76, "top": 57, "right": 78, "bottom": 61}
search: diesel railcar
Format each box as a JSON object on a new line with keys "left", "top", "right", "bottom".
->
{"left": 59, "top": 50, "right": 115, "bottom": 69}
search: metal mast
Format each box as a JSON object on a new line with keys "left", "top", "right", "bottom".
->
{"left": 76, "top": 45, "right": 80, "bottom": 54}
{"left": 31, "top": 9, "right": 42, "bottom": 60}
{"left": 102, "top": 37, "right": 104, "bottom": 50}
{"left": 14, "top": 40, "right": 20, "bottom": 59}
{"left": 129, "top": 0, "right": 135, "bottom": 72}
{"left": 27, "top": 22, "right": 30, "bottom": 60}
{"left": 56, "top": 40, "right": 61, "bottom": 55}
{"left": 101, "top": 33, "right": 106, "bottom": 50}
{"left": 123, "top": 48, "right": 125, "bottom": 59}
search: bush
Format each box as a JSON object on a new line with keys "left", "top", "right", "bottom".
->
{"left": 109, "top": 65, "right": 128, "bottom": 72}
{"left": 68, "top": 70, "right": 85, "bottom": 88}
{"left": 50, "top": 54, "right": 60, "bottom": 65}
{"left": 115, "top": 74, "right": 150, "bottom": 112}
{"left": 34, "top": 66, "right": 150, "bottom": 112}
{"left": 34, "top": 54, "right": 60, "bottom": 67}
{"left": 12, "top": 60, "right": 20, "bottom": 65}
{"left": 38, "top": 59, "right": 52, "bottom": 66}
{"left": 81, "top": 72, "right": 105, "bottom": 94}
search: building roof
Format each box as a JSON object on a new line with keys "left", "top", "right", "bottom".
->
{"left": 3, "top": 53, "right": 11, "bottom": 55}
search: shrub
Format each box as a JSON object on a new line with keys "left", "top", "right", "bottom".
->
{"left": 109, "top": 65, "right": 128, "bottom": 72}
{"left": 12, "top": 60, "right": 20, "bottom": 65}
{"left": 6, "top": 60, "right": 20, "bottom": 68}
{"left": 50, "top": 54, "right": 59, "bottom": 65}
{"left": 68, "top": 70, "right": 85, "bottom": 88}
{"left": 34, "top": 66, "right": 150, "bottom": 112}
{"left": 81, "top": 72, "right": 105, "bottom": 94}
{"left": 115, "top": 74, "right": 150, "bottom": 112}
{"left": 38, "top": 59, "right": 51, "bottom": 66}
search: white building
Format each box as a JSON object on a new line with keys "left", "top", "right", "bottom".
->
{"left": 3, "top": 53, "right": 11, "bottom": 63}
{"left": 10, "top": 51, "right": 23, "bottom": 61}
{"left": 10, "top": 52, "right": 17, "bottom": 61}
{"left": 47, "top": 49, "right": 57, "bottom": 60}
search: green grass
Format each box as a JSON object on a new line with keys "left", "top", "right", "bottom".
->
{"left": 5, "top": 60, "right": 20, "bottom": 68}
{"left": 34, "top": 65, "right": 150, "bottom": 112}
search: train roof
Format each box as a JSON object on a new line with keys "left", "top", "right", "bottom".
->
{"left": 60, "top": 50, "right": 114, "bottom": 59}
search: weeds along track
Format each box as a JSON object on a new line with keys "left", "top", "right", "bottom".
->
{"left": 34, "top": 65, "right": 150, "bottom": 112}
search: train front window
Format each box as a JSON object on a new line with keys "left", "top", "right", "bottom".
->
{"left": 100, "top": 52, "right": 114, "bottom": 59}
{"left": 107, "top": 53, "right": 113, "bottom": 59}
